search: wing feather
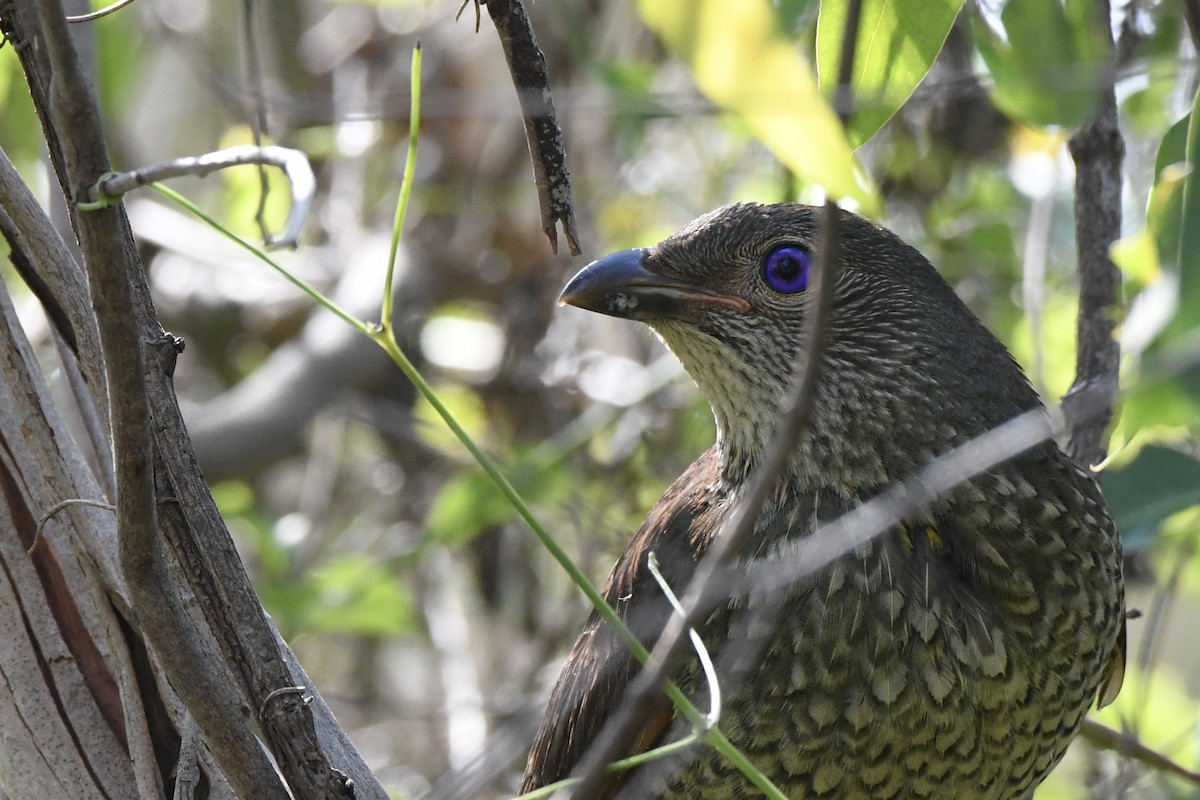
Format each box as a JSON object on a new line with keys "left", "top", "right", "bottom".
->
{"left": 519, "top": 448, "right": 725, "bottom": 796}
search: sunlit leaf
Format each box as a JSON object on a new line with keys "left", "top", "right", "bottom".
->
{"left": 413, "top": 383, "right": 490, "bottom": 458}
{"left": 1110, "top": 230, "right": 1158, "bottom": 288}
{"left": 637, "top": 0, "right": 880, "bottom": 214}
{"left": 1113, "top": 111, "right": 1199, "bottom": 438}
{"left": 1154, "top": 112, "right": 1190, "bottom": 176}
{"left": 816, "top": 0, "right": 964, "bottom": 147}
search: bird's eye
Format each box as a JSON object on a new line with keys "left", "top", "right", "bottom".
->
{"left": 762, "top": 245, "right": 810, "bottom": 294}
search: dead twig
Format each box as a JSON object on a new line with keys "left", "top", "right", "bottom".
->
{"left": 481, "top": 0, "right": 580, "bottom": 256}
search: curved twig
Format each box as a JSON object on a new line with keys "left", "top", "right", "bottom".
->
{"left": 31, "top": 498, "right": 115, "bottom": 554}
{"left": 65, "top": 0, "right": 135, "bottom": 23}
{"left": 80, "top": 145, "right": 315, "bottom": 248}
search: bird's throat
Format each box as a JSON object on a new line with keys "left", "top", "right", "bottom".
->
{"left": 650, "top": 321, "right": 796, "bottom": 485}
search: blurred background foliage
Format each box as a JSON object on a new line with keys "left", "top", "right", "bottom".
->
{"left": 2, "top": 0, "right": 1200, "bottom": 797}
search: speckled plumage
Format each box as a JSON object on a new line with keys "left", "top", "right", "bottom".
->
{"left": 522, "top": 203, "right": 1124, "bottom": 799}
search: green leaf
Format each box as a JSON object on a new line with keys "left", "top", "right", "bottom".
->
{"left": 424, "top": 470, "right": 516, "bottom": 546}
{"left": 294, "top": 557, "right": 416, "bottom": 637}
{"left": 1118, "top": 375, "right": 1200, "bottom": 441}
{"left": 637, "top": 0, "right": 880, "bottom": 215}
{"left": 1124, "top": 105, "right": 1199, "bottom": 367}
{"left": 816, "top": 0, "right": 964, "bottom": 147}
{"left": 1173, "top": 88, "right": 1200, "bottom": 338}
{"left": 971, "top": 0, "right": 1109, "bottom": 128}
{"left": 1154, "top": 112, "right": 1190, "bottom": 178}
{"left": 1111, "top": 113, "right": 1189, "bottom": 368}
{"left": 1104, "top": 444, "right": 1200, "bottom": 536}
{"left": 424, "top": 450, "right": 572, "bottom": 546}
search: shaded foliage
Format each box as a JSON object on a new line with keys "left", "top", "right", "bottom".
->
{"left": 2, "top": 0, "right": 1200, "bottom": 798}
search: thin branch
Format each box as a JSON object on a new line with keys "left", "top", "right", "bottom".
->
{"left": 1064, "top": 0, "right": 1122, "bottom": 470}
{"left": 239, "top": 0, "right": 272, "bottom": 243}
{"left": 382, "top": 43, "right": 422, "bottom": 337}
{"left": 81, "top": 145, "right": 315, "bottom": 248}
{"left": 515, "top": 737, "right": 706, "bottom": 800}
{"left": 483, "top": 0, "right": 580, "bottom": 255}
{"left": 456, "top": 0, "right": 481, "bottom": 33}
{"left": 31, "top": 498, "right": 115, "bottom": 555}
{"left": 564, "top": 2, "right": 863, "bottom": 795}
{"left": 1079, "top": 719, "right": 1200, "bottom": 785}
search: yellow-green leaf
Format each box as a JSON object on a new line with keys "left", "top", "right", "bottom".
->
{"left": 638, "top": 0, "right": 880, "bottom": 215}
{"left": 816, "top": 0, "right": 965, "bottom": 148}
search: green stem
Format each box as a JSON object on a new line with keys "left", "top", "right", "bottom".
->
{"left": 382, "top": 43, "right": 422, "bottom": 338}
{"left": 512, "top": 734, "right": 704, "bottom": 800}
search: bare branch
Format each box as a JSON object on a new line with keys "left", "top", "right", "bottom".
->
{"left": 0, "top": 271, "right": 145, "bottom": 799}
{"left": 10, "top": 0, "right": 383, "bottom": 796}
{"left": 238, "top": 0, "right": 274, "bottom": 244}
{"left": 23, "top": 0, "right": 292, "bottom": 795}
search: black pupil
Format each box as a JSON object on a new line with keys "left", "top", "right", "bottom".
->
{"left": 773, "top": 255, "right": 801, "bottom": 282}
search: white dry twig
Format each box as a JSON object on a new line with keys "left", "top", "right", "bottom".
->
{"left": 81, "top": 145, "right": 315, "bottom": 249}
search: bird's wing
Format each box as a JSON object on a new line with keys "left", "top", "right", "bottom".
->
{"left": 1096, "top": 616, "right": 1126, "bottom": 709}
{"left": 519, "top": 448, "right": 725, "bottom": 796}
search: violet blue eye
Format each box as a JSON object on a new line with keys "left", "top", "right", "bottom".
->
{"left": 762, "top": 245, "right": 810, "bottom": 294}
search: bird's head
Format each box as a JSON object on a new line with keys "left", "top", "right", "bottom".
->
{"left": 561, "top": 203, "right": 1040, "bottom": 493}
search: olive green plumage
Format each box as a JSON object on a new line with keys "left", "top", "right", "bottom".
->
{"left": 522, "top": 203, "right": 1124, "bottom": 799}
